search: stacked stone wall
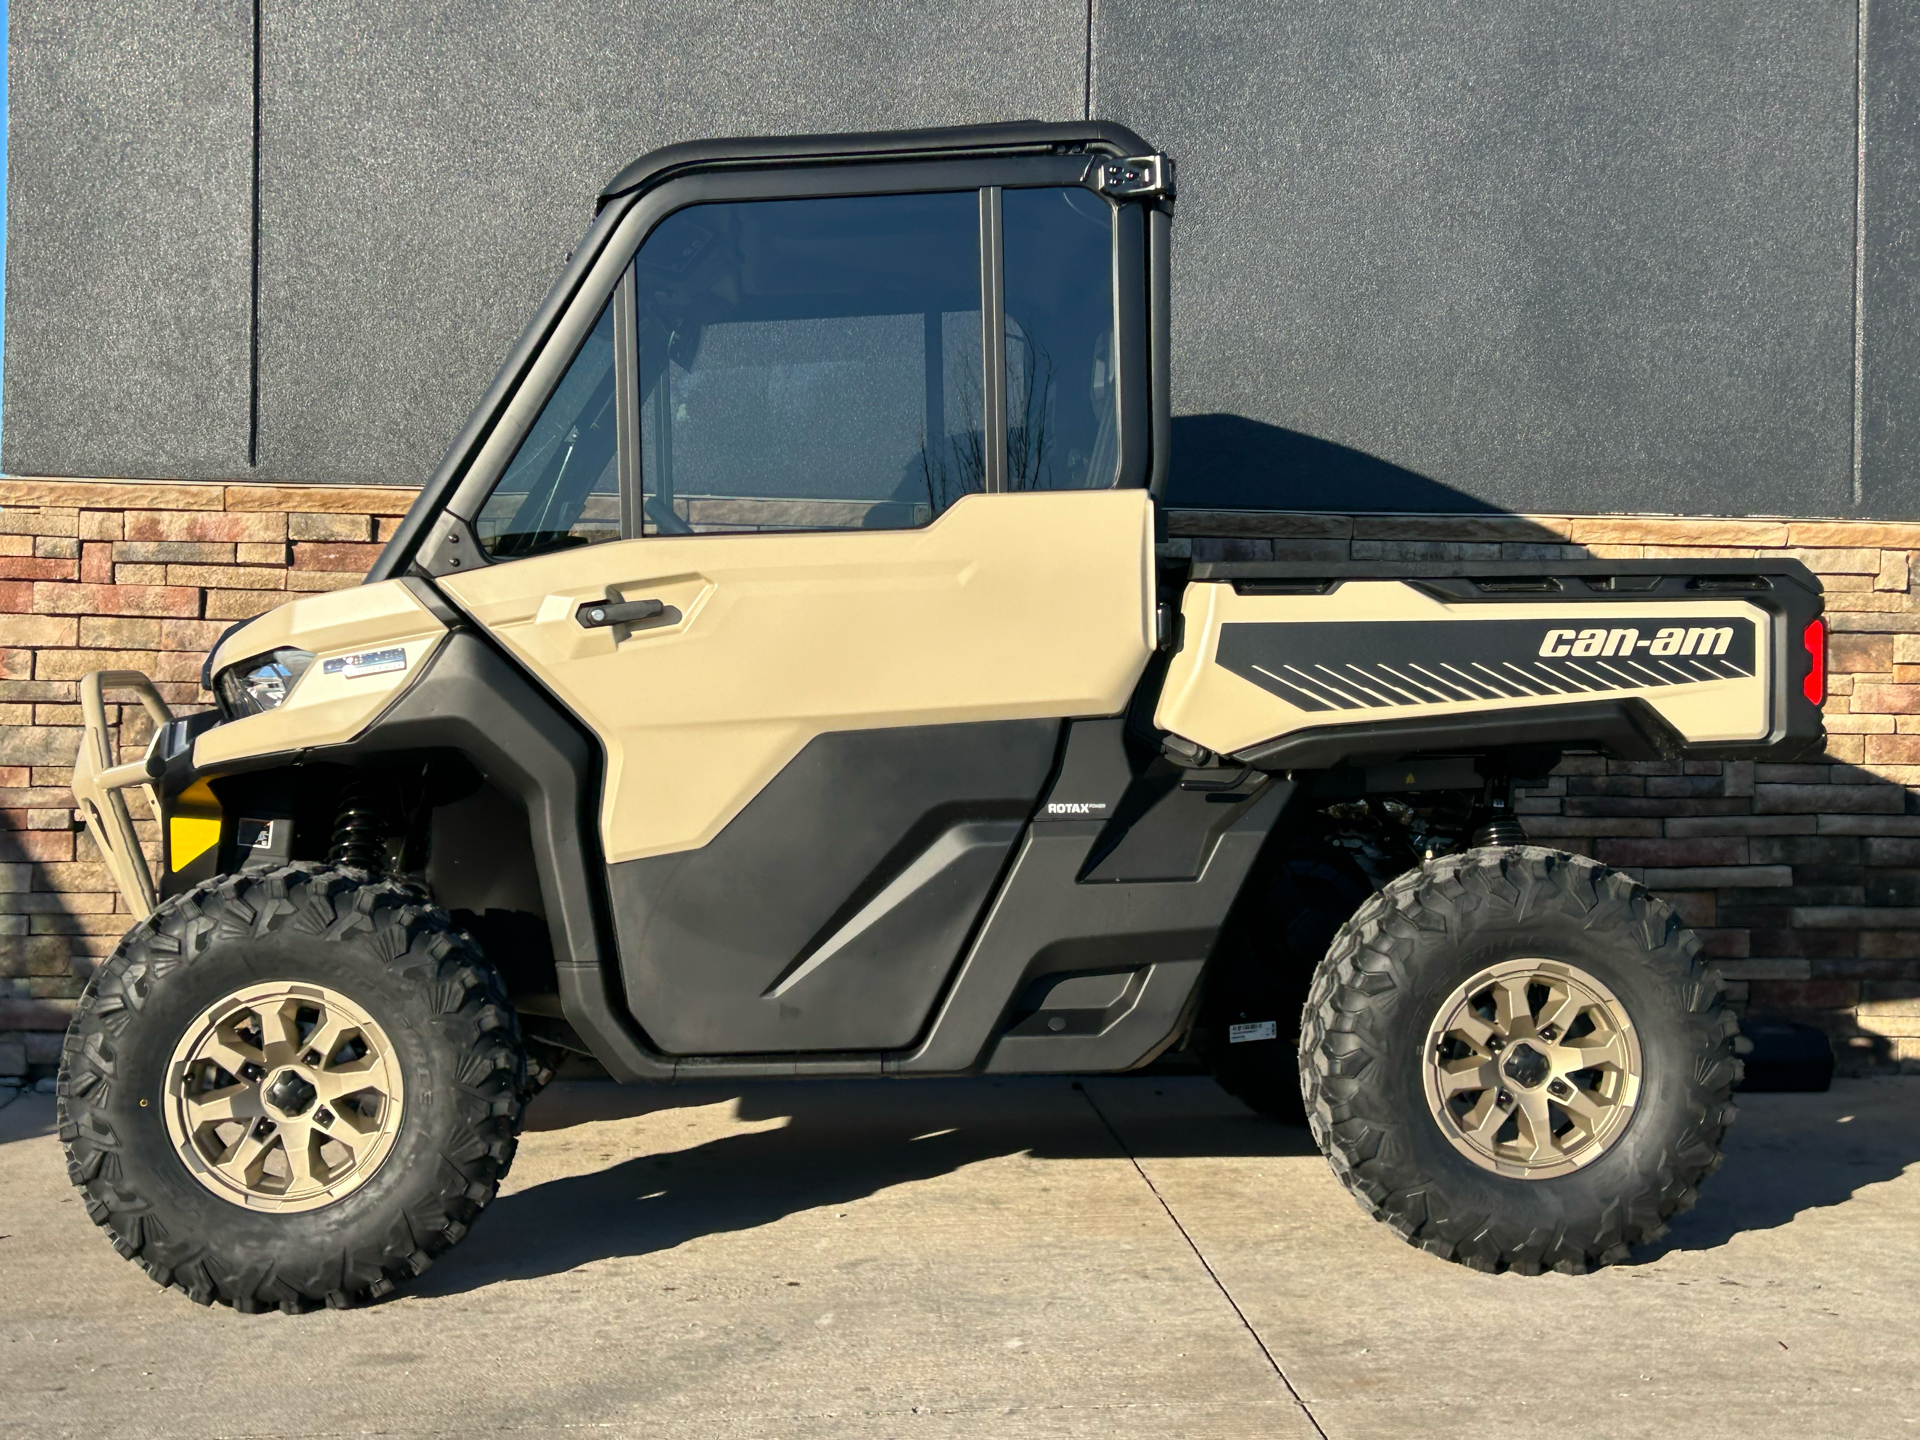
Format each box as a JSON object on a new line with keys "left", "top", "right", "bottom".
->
{"left": 2, "top": 480, "right": 1917, "bottom": 1082}
{"left": 0, "top": 480, "right": 412, "bottom": 1086}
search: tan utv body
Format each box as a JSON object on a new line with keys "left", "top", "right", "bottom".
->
{"left": 60, "top": 123, "right": 1827, "bottom": 1311}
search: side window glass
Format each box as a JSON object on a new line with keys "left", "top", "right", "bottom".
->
{"left": 1002, "top": 188, "right": 1119, "bottom": 491}
{"left": 636, "top": 192, "right": 983, "bottom": 533}
{"left": 475, "top": 300, "right": 621, "bottom": 560}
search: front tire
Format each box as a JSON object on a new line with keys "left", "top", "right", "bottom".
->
{"left": 1300, "top": 847, "right": 1739, "bottom": 1274}
{"left": 58, "top": 865, "right": 528, "bottom": 1312}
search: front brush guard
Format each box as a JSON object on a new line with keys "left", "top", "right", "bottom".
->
{"left": 70, "top": 670, "right": 174, "bottom": 921}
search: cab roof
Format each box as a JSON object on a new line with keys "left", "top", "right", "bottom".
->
{"left": 597, "top": 120, "right": 1154, "bottom": 209}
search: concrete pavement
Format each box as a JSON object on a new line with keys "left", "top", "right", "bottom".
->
{"left": 2, "top": 1073, "right": 1916, "bottom": 1438}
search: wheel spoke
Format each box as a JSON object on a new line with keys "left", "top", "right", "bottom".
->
{"left": 201, "top": 1032, "right": 263, "bottom": 1079}
{"left": 314, "top": 1055, "right": 385, "bottom": 1102}
{"left": 1490, "top": 976, "right": 1531, "bottom": 1035}
{"left": 1447, "top": 1012, "right": 1498, "bottom": 1051}
{"left": 216, "top": 1126, "right": 278, "bottom": 1187}
{"left": 1460, "top": 1088, "right": 1508, "bottom": 1140}
{"left": 182, "top": 1083, "right": 263, "bottom": 1124}
{"left": 282, "top": 1123, "right": 323, "bottom": 1188}
{"left": 303, "top": 1009, "right": 353, "bottom": 1066}
{"left": 1555, "top": 1031, "right": 1630, "bottom": 1075}
{"left": 1512, "top": 1089, "right": 1559, "bottom": 1163}
{"left": 323, "top": 1107, "right": 378, "bottom": 1150}
{"left": 260, "top": 999, "right": 304, "bottom": 1065}
{"left": 1535, "top": 982, "right": 1585, "bottom": 1038}
{"left": 1555, "top": 1083, "right": 1613, "bottom": 1133}
{"left": 1438, "top": 1057, "right": 1501, "bottom": 1096}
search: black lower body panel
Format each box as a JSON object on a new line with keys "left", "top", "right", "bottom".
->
{"left": 609, "top": 721, "right": 1059, "bottom": 1054}
{"left": 899, "top": 719, "right": 1296, "bottom": 1075}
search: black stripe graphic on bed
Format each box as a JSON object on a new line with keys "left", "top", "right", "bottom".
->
{"left": 1215, "top": 617, "right": 1758, "bottom": 714}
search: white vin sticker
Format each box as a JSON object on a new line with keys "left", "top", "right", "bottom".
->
{"left": 1228, "top": 1020, "right": 1278, "bottom": 1044}
{"left": 323, "top": 647, "right": 408, "bottom": 680}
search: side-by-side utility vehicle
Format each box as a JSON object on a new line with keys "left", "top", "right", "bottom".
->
{"left": 61, "top": 122, "right": 1825, "bottom": 1310}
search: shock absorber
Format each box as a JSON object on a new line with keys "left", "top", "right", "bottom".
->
{"left": 328, "top": 773, "right": 394, "bottom": 873}
{"left": 1469, "top": 773, "right": 1529, "bottom": 849}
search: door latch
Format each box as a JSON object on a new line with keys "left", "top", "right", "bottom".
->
{"left": 575, "top": 597, "right": 664, "bottom": 629}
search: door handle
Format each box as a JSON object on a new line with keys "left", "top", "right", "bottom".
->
{"left": 575, "top": 597, "right": 665, "bottom": 629}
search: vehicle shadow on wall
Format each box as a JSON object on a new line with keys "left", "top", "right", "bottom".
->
{"left": 409, "top": 1073, "right": 1318, "bottom": 1298}
{"left": 1164, "top": 414, "right": 1500, "bottom": 512}
{"left": 411, "top": 1073, "right": 1919, "bottom": 1298}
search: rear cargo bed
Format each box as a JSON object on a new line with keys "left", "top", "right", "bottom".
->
{"left": 1158, "top": 558, "right": 1825, "bottom": 768}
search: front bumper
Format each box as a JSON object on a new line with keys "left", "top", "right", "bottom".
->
{"left": 71, "top": 672, "right": 220, "bottom": 920}
{"left": 70, "top": 671, "right": 176, "bottom": 919}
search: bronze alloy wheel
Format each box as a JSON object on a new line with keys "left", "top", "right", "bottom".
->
{"left": 1305, "top": 849, "right": 1736, "bottom": 1272}
{"left": 164, "top": 980, "right": 405, "bottom": 1213}
{"left": 1422, "top": 957, "right": 1643, "bottom": 1179}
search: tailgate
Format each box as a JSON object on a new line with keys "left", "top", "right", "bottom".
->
{"left": 1155, "top": 559, "right": 1824, "bottom": 768}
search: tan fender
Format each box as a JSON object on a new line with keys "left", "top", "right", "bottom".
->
{"left": 194, "top": 581, "right": 450, "bottom": 768}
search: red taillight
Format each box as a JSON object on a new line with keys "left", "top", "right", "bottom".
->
{"left": 1802, "top": 618, "right": 1826, "bottom": 705}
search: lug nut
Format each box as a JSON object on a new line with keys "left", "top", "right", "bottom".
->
{"left": 1496, "top": 1089, "right": 1513, "bottom": 1107}
{"left": 252, "top": 1117, "right": 275, "bottom": 1138}
{"left": 302, "top": 1049, "right": 321, "bottom": 1066}
{"left": 1538, "top": 1024, "right": 1558, "bottom": 1042}
{"left": 314, "top": 1107, "right": 335, "bottom": 1127}
{"left": 1548, "top": 1079, "right": 1572, "bottom": 1099}
{"left": 240, "top": 1062, "right": 266, "bottom": 1082}
{"left": 1486, "top": 1036, "right": 1504, "bottom": 1052}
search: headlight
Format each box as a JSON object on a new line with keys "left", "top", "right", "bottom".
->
{"left": 213, "top": 649, "right": 316, "bottom": 719}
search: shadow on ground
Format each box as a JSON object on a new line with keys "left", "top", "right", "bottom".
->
{"left": 12, "top": 1067, "right": 1913, "bottom": 1290}
{"left": 410, "top": 1074, "right": 1920, "bottom": 1299}
{"left": 1638, "top": 1076, "right": 1920, "bottom": 1261}
{"left": 0, "top": 1091, "right": 57, "bottom": 1145}
{"left": 409, "top": 1075, "right": 1316, "bottom": 1299}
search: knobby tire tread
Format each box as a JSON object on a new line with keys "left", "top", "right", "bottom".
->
{"left": 1298, "top": 845, "right": 1741, "bottom": 1275}
{"left": 56, "top": 863, "right": 530, "bottom": 1312}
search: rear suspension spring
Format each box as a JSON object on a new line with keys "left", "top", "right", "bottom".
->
{"left": 1470, "top": 816, "right": 1529, "bottom": 848}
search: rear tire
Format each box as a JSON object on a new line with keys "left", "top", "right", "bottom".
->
{"left": 58, "top": 864, "right": 528, "bottom": 1312}
{"left": 1300, "top": 846, "right": 1739, "bottom": 1274}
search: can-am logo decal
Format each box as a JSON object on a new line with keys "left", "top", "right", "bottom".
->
{"left": 322, "top": 647, "right": 408, "bottom": 680}
{"left": 1538, "top": 625, "right": 1734, "bottom": 658}
{"left": 1216, "top": 616, "right": 1757, "bottom": 714}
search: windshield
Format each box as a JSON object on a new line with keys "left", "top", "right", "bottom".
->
{"left": 473, "top": 300, "right": 621, "bottom": 560}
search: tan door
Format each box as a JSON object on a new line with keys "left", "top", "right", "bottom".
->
{"left": 438, "top": 486, "right": 1155, "bottom": 864}
{"left": 437, "top": 173, "right": 1155, "bottom": 1053}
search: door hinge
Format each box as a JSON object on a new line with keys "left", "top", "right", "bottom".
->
{"left": 1091, "top": 153, "right": 1176, "bottom": 201}
{"left": 414, "top": 511, "right": 484, "bottom": 578}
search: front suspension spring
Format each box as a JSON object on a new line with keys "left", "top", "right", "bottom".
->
{"left": 328, "top": 775, "right": 394, "bottom": 873}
